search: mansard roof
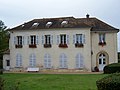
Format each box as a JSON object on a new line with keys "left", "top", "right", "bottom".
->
{"left": 9, "top": 16, "right": 119, "bottom": 32}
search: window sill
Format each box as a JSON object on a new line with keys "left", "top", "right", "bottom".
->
{"left": 59, "top": 43, "right": 68, "bottom": 48}
{"left": 44, "top": 44, "right": 52, "bottom": 48}
{"left": 29, "top": 44, "right": 37, "bottom": 48}
{"left": 15, "top": 45, "right": 23, "bottom": 48}
{"left": 75, "top": 43, "right": 84, "bottom": 48}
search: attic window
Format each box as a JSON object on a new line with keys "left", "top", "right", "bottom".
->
{"left": 21, "top": 24, "right": 24, "bottom": 27}
{"left": 32, "top": 23, "right": 39, "bottom": 27}
{"left": 46, "top": 22, "right": 52, "bottom": 28}
{"left": 61, "top": 21, "right": 68, "bottom": 25}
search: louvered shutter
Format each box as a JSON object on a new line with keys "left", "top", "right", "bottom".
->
{"left": 73, "top": 35, "right": 76, "bottom": 44}
{"left": 66, "top": 35, "right": 69, "bottom": 44}
{"left": 27, "top": 36, "right": 30, "bottom": 45}
{"left": 82, "top": 34, "right": 85, "bottom": 44}
{"left": 51, "top": 35, "right": 53, "bottom": 44}
{"left": 14, "top": 36, "right": 17, "bottom": 45}
{"left": 22, "top": 36, "right": 24, "bottom": 45}
{"left": 56, "top": 35, "right": 60, "bottom": 45}
{"left": 36, "top": 36, "right": 39, "bottom": 45}
{"left": 42, "top": 35, "right": 44, "bottom": 45}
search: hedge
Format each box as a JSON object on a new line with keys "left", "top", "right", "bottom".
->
{"left": 96, "top": 73, "right": 120, "bottom": 90}
{"left": 103, "top": 63, "right": 120, "bottom": 74}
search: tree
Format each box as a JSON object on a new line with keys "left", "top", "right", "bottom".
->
{"left": 0, "top": 20, "right": 9, "bottom": 74}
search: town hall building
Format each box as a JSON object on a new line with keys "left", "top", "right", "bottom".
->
{"left": 3, "top": 15, "right": 119, "bottom": 72}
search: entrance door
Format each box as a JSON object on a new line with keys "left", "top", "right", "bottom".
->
{"left": 98, "top": 53, "right": 106, "bottom": 71}
{"left": 6, "top": 60, "right": 10, "bottom": 70}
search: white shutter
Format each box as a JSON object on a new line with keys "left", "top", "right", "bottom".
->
{"left": 36, "top": 36, "right": 39, "bottom": 45}
{"left": 82, "top": 34, "right": 85, "bottom": 44}
{"left": 66, "top": 35, "right": 69, "bottom": 44}
{"left": 22, "top": 36, "right": 24, "bottom": 45}
{"left": 14, "top": 36, "right": 17, "bottom": 45}
{"left": 27, "top": 36, "right": 30, "bottom": 45}
{"left": 42, "top": 35, "right": 44, "bottom": 44}
{"left": 73, "top": 35, "right": 76, "bottom": 44}
{"left": 51, "top": 35, "right": 53, "bottom": 44}
{"left": 56, "top": 35, "right": 60, "bottom": 45}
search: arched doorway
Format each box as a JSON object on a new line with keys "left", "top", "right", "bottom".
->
{"left": 97, "top": 51, "right": 109, "bottom": 71}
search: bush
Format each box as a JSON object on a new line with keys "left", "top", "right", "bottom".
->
{"left": 103, "top": 63, "right": 120, "bottom": 74}
{"left": 0, "top": 76, "right": 5, "bottom": 90}
{"left": 96, "top": 73, "right": 120, "bottom": 90}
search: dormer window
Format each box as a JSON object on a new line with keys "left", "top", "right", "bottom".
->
{"left": 46, "top": 22, "right": 52, "bottom": 28}
{"left": 32, "top": 23, "right": 39, "bottom": 27}
{"left": 21, "top": 24, "right": 24, "bottom": 27}
{"left": 61, "top": 21, "right": 68, "bottom": 27}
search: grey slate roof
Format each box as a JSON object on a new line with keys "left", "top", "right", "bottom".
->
{"left": 9, "top": 16, "right": 119, "bottom": 32}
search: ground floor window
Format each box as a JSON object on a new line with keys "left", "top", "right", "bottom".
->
{"left": 6, "top": 60, "right": 10, "bottom": 66}
{"left": 29, "top": 54, "right": 36, "bottom": 67}
{"left": 76, "top": 53, "right": 84, "bottom": 68}
{"left": 16, "top": 54, "right": 22, "bottom": 67}
{"left": 44, "top": 54, "right": 51, "bottom": 68}
{"left": 59, "top": 53, "right": 67, "bottom": 68}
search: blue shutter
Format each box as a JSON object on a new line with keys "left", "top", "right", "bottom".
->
{"left": 51, "top": 35, "right": 53, "bottom": 44}
{"left": 42, "top": 35, "right": 44, "bottom": 45}
{"left": 73, "top": 35, "right": 76, "bottom": 44}
{"left": 82, "top": 34, "right": 85, "bottom": 44}
{"left": 22, "top": 36, "right": 24, "bottom": 45}
{"left": 14, "top": 36, "right": 17, "bottom": 45}
{"left": 36, "top": 36, "right": 39, "bottom": 45}
{"left": 57, "top": 35, "right": 60, "bottom": 45}
{"left": 27, "top": 36, "right": 30, "bottom": 45}
{"left": 66, "top": 35, "right": 69, "bottom": 44}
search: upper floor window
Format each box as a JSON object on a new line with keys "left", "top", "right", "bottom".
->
{"left": 57, "top": 34, "right": 69, "bottom": 48}
{"left": 14, "top": 36, "right": 24, "bottom": 48}
{"left": 28, "top": 35, "right": 38, "bottom": 48}
{"left": 42, "top": 35, "right": 53, "bottom": 48}
{"left": 73, "top": 34, "right": 85, "bottom": 48}
{"left": 99, "top": 33, "right": 106, "bottom": 46}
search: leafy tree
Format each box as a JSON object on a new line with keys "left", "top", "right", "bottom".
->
{"left": 0, "top": 20, "right": 9, "bottom": 74}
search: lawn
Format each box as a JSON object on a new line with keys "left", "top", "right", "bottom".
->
{"left": 0, "top": 73, "right": 107, "bottom": 90}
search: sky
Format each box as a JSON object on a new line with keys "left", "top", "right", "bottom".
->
{"left": 0, "top": 0, "right": 120, "bottom": 51}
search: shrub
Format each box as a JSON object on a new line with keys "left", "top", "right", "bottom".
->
{"left": 103, "top": 63, "right": 120, "bottom": 74}
{"left": 96, "top": 73, "right": 120, "bottom": 90}
{"left": 0, "top": 76, "right": 5, "bottom": 90}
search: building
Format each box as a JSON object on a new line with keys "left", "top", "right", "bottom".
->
{"left": 3, "top": 15, "right": 119, "bottom": 72}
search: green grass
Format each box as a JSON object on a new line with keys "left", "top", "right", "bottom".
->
{"left": 0, "top": 73, "right": 107, "bottom": 90}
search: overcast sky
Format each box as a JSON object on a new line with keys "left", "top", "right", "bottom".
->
{"left": 0, "top": 0, "right": 120, "bottom": 51}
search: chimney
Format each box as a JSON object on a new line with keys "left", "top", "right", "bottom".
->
{"left": 86, "top": 14, "right": 90, "bottom": 18}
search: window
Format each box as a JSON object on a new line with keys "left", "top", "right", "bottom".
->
{"left": 58, "top": 34, "right": 69, "bottom": 48}
{"left": 29, "top": 54, "right": 36, "bottom": 67}
{"left": 46, "top": 22, "right": 52, "bottom": 28}
{"left": 29, "top": 35, "right": 37, "bottom": 48}
{"left": 16, "top": 54, "right": 22, "bottom": 67}
{"left": 76, "top": 53, "right": 84, "bottom": 68}
{"left": 43, "top": 35, "right": 52, "bottom": 48}
{"left": 59, "top": 53, "right": 67, "bottom": 68}
{"left": 73, "top": 34, "right": 85, "bottom": 47}
{"left": 44, "top": 54, "right": 51, "bottom": 68}
{"left": 99, "top": 33, "right": 106, "bottom": 46}
{"left": 14, "top": 36, "right": 23, "bottom": 48}
{"left": 6, "top": 60, "right": 10, "bottom": 66}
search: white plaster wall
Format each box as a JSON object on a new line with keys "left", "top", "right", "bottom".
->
{"left": 9, "top": 28, "right": 92, "bottom": 71}
{"left": 91, "top": 32, "right": 118, "bottom": 70}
